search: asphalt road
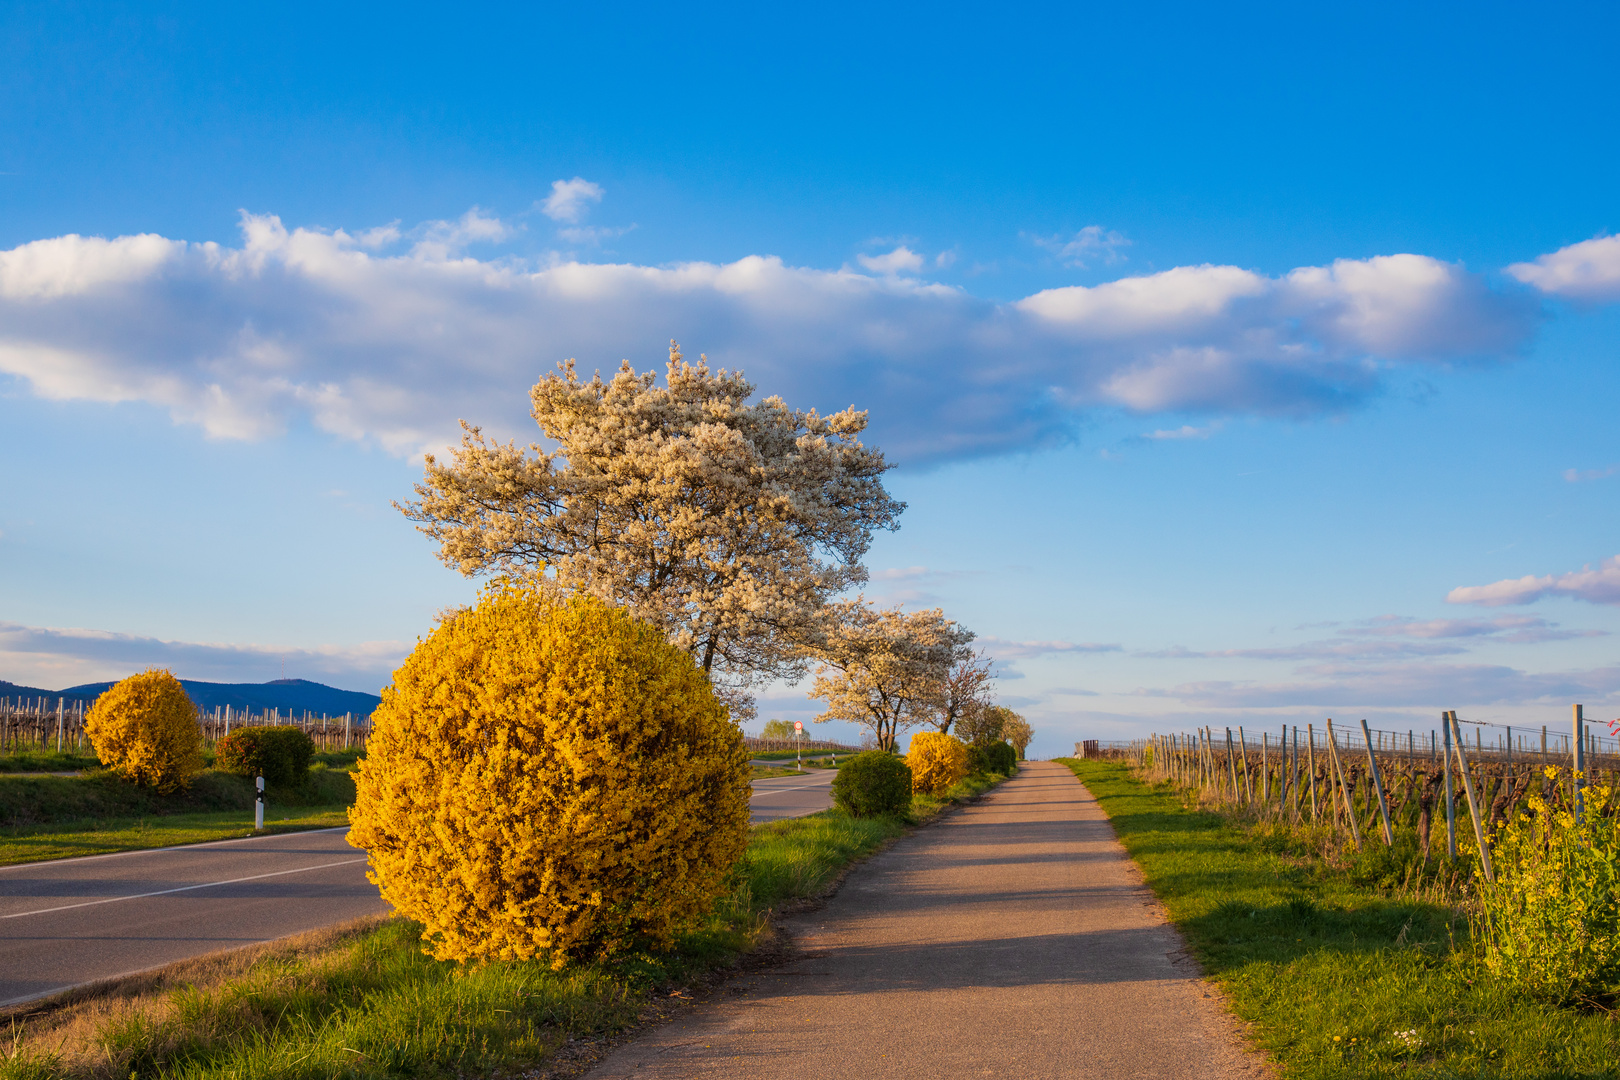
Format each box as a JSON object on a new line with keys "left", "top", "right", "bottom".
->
{"left": 749, "top": 769, "right": 836, "bottom": 823}
{"left": 0, "top": 772, "right": 837, "bottom": 1008}
{"left": 589, "top": 762, "right": 1267, "bottom": 1079}
{"left": 0, "top": 827, "right": 386, "bottom": 1007}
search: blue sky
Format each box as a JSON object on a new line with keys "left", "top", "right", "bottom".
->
{"left": 3, "top": 1, "right": 1619, "bottom": 756}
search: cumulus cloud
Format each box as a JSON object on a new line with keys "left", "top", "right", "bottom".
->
{"left": 1508, "top": 234, "right": 1620, "bottom": 302}
{"left": 1448, "top": 556, "right": 1620, "bottom": 608}
{"left": 0, "top": 212, "right": 1539, "bottom": 463}
{"left": 855, "top": 246, "right": 925, "bottom": 276}
{"left": 1030, "top": 225, "right": 1131, "bottom": 268}
{"left": 0, "top": 620, "right": 405, "bottom": 692}
{"left": 540, "top": 178, "right": 604, "bottom": 224}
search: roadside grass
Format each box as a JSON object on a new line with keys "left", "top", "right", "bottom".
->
{"left": 0, "top": 751, "right": 101, "bottom": 774}
{"left": 0, "top": 767, "right": 1014, "bottom": 1079}
{"left": 1059, "top": 757, "right": 1620, "bottom": 1079}
{"left": 0, "top": 766, "right": 357, "bottom": 866}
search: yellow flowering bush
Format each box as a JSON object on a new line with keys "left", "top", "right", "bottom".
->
{"left": 1474, "top": 767, "right": 1620, "bottom": 1004}
{"left": 348, "top": 586, "right": 751, "bottom": 967}
{"left": 83, "top": 669, "right": 203, "bottom": 793}
{"left": 906, "top": 731, "right": 970, "bottom": 795}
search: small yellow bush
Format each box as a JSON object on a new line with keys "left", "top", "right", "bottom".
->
{"left": 84, "top": 669, "right": 203, "bottom": 793}
{"left": 348, "top": 586, "right": 751, "bottom": 967}
{"left": 907, "top": 731, "right": 970, "bottom": 795}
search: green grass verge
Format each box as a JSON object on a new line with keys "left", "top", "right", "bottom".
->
{"left": 0, "top": 766, "right": 358, "bottom": 866}
{"left": 1, "top": 768, "right": 1011, "bottom": 1078}
{"left": 1058, "top": 757, "right": 1620, "bottom": 1079}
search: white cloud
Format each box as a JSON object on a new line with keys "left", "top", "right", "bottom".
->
{"left": 1030, "top": 225, "right": 1131, "bottom": 268}
{"left": 0, "top": 620, "right": 405, "bottom": 692}
{"left": 1508, "top": 234, "right": 1620, "bottom": 302}
{"left": 1448, "top": 556, "right": 1620, "bottom": 608}
{"left": 1147, "top": 661, "right": 1620, "bottom": 709}
{"left": 1346, "top": 613, "right": 1600, "bottom": 642}
{"left": 1565, "top": 464, "right": 1620, "bottom": 483}
{"left": 979, "top": 636, "right": 1122, "bottom": 659}
{"left": 856, "top": 246, "right": 925, "bottom": 276}
{"left": 0, "top": 212, "right": 1539, "bottom": 464}
{"left": 409, "top": 208, "right": 515, "bottom": 260}
{"left": 541, "top": 178, "right": 605, "bottom": 224}
{"left": 1143, "top": 423, "right": 1219, "bottom": 440}
{"left": 872, "top": 566, "right": 930, "bottom": 580}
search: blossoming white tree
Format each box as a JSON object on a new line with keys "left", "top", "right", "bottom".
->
{"left": 399, "top": 343, "right": 904, "bottom": 715}
{"left": 808, "top": 600, "right": 974, "bottom": 751}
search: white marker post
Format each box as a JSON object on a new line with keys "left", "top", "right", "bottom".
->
{"left": 255, "top": 776, "right": 265, "bottom": 831}
{"left": 794, "top": 720, "right": 804, "bottom": 772}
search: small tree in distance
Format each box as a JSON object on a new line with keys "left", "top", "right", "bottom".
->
{"left": 809, "top": 599, "right": 973, "bottom": 751}
{"left": 1003, "top": 712, "right": 1035, "bottom": 760}
{"left": 760, "top": 719, "right": 796, "bottom": 739}
{"left": 927, "top": 647, "right": 996, "bottom": 736}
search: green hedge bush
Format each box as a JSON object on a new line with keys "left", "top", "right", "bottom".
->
{"left": 832, "top": 751, "right": 912, "bottom": 817}
{"left": 216, "top": 726, "right": 316, "bottom": 787}
{"left": 969, "top": 740, "right": 1017, "bottom": 776}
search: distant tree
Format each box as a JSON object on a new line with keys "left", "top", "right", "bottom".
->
{"left": 958, "top": 703, "right": 1015, "bottom": 747}
{"left": 926, "top": 647, "right": 995, "bottom": 735}
{"left": 399, "top": 342, "right": 904, "bottom": 717}
{"left": 760, "top": 719, "right": 796, "bottom": 739}
{"left": 809, "top": 600, "right": 973, "bottom": 752}
{"left": 1002, "top": 713, "right": 1035, "bottom": 760}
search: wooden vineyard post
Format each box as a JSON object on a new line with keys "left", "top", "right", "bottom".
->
{"left": 1573, "top": 703, "right": 1586, "bottom": 825}
{"left": 1325, "top": 720, "right": 1362, "bottom": 851}
{"left": 1262, "top": 732, "right": 1271, "bottom": 806}
{"left": 1360, "top": 718, "right": 1394, "bottom": 845}
{"left": 1306, "top": 724, "right": 1319, "bottom": 821}
{"left": 1442, "top": 715, "right": 1456, "bottom": 859}
{"left": 1450, "top": 711, "right": 1495, "bottom": 882}
{"left": 1291, "top": 726, "right": 1302, "bottom": 820}
{"left": 1224, "top": 728, "right": 1239, "bottom": 803}
{"left": 1238, "top": 726, "right": 1252, "bottom": 803}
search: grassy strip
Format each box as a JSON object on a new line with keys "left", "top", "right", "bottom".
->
{"left": 1, "top": 769, "right": 1011, "bottom": 1079}
{"left": 0, "top": 766, "right": 358, "bottom": 866}
{"left": 0, "top": 806, "right": 353, "bottom": 865}
{"left": 1059, "top": 758, "right": 1620, "bottom": 1079}
{"left": 0, "top": 751, "right": 101, "bottom": 774}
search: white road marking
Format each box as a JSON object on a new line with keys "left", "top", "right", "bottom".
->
{"left": 749, "top": 782, "right": 832, "bottom": 799}
{"left": 0, "top": 858, "right": 369, "bottom": 920}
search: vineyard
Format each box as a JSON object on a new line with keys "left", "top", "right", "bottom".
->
{"left": 0, "top": 695, "right": 372, "bottom": 755}
{"left": 1104, "top": 704, "right": 1617, "bottom": 888}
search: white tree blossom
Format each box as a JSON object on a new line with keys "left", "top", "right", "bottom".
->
{"left": 808, "top": 600, "right": 974, "bottom": 751}
{"left": 399, "top": 342, "right": 904, "bottom": 714}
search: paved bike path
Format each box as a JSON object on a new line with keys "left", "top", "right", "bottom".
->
{"left": 589, "top": 761, "right": 1267, "bottom": 1078}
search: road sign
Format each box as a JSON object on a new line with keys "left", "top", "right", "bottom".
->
{"left": 793, "top": 720, "right": 803, "bottom": 733}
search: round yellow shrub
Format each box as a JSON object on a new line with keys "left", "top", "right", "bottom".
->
{"left": 84, "top": 669, "right": 203, "bottom": 793}
{"left": 348, "top": 586, "right": 752, "bottom": 967}
{"left": 907, "top": 731, "right": 970, "bottom": 795}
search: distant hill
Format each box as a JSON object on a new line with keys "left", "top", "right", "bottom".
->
{"left": 1, "top": 678, "right": 381, "bottom": 716}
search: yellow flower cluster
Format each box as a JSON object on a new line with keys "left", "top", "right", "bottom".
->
{"left": 83, "top": 669, "right": 203, "bottom": 793}
{"left": 347, "top": 586, "right": 752, "bottom": 967}
{"left": 1474, "top": 771, "right": 1620, "bottom": 1002}
{"left": 906, "top": 731, "right": 970, "bottom": 795}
